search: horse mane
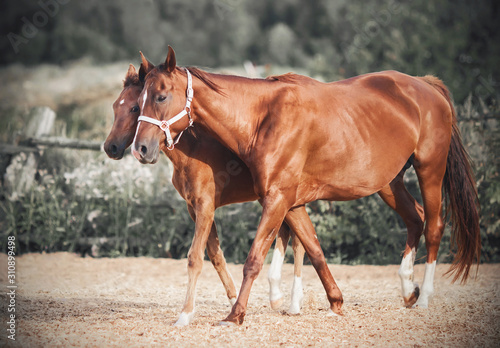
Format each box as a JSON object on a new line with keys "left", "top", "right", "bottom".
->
{"left": 123, "top": 70, "right": 142, "bottom": 88}
{"left": 123, "top": 73, "right": 141, "bottom": 87}
{"left": 266, "top": 72, "right": 317, "bottom": 85}
{"left": 184, "top": 67, "right": 226, "bottom": 96}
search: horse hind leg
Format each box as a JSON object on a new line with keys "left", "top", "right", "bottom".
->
{"left": 205, "top": 222, "right": 238, "bottom": 306}
{"left": 285, "top": 205, "right": 343, "bottom": 317}
{"left": 378, "top": 169, "right": 425, "bottom": 308}
{"left": 268, "top": 223, "right": 290, "bottom": 310}
{"left": 288, "top": 230, "right": 305, "bottom": 314}
{"left": 411, "top": 140, "right": 450, "bottom": 308}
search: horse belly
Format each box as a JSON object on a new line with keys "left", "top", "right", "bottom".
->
{"left": 297, "top": 118, "right": 417, "bottom": 202}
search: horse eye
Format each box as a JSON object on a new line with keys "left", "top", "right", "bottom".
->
{"left": 130, "top": 105, "right": 139, "bottom": 113}
{"left": 157, "top": 95, "right": 167, "bottom": 102}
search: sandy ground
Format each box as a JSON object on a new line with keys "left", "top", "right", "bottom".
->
{"left": 0, "top": 253, "right": 498, "bottom": 347}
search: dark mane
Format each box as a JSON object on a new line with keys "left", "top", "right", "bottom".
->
{"left": 123, "top": 73, "right": 141, "bottom": 87}
{"left": 266, "top": 72, "right": 317, "bottom": 85}
{"left": 184, "top": 67, "right": 226, "bottom": 96}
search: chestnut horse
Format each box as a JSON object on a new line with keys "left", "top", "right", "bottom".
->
{"left": 133, "top": 47, "right": 480, "bottom": 325}
{"left": 104, "top": 63, "right": 307, "bottom": 325}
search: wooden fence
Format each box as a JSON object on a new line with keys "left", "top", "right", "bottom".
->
{"left": 0, "top": 107, "right": 102, "bottom": 199}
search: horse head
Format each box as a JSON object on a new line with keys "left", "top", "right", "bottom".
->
{"left": 104, "top": 64, "right": 144, "bottom": 159}
{"left": 132, "top": 46, "right": 193, "bottom": 164}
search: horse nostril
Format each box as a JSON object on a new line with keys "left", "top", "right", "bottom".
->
{"left": 140, "top": 145, "right": 148, "bottom": 156}
{"left": 110, "top": 144, "right": 118, "bottom": 155}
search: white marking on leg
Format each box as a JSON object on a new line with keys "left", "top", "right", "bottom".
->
{"left": 225, "top": 265, "right": 238, "bottom": 306}
{"left": 413, "top": 261, "right": 436, "bottom": 308}
{"left": 268, "top": 249, "right": 284, "bottom": 307}
{"left": 174, "top": 311, "right": 195, "bottom": 326}
{"left": 398, "top": 248, "right": 417, "bottom": 299}
{"left": 119, "top": 98, "right": 125, "bottom": 105}
{"left": 219, "top": 320, "right": 237, "bottom": 327}
{"left": 288, "top": 275, "right": 304, "bottom": 314}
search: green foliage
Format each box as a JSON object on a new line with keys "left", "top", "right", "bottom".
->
{"left": 214, "top": 202, "right": 262, "bottom": 263}
{"left": 308, "top": 198, "right": 407, "bottom": 265}
{"left": 456, "top": 98, "right": 500, "bottom": 262}
{"left": 2, "top": 0, "right": 498, "bottom": 104}
{"left": 0, "top": 151, "right": 193, "bottom": 258}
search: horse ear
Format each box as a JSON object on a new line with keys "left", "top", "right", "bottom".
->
{"left": 164, "top": 45, "right": 176, "bottom": 73}
{"left": 139, "top": 51, "right": 154, "bottom": 82}
{"left": 126, "top": 64, "right": 137, "bottom": 78}
{"left": 123, "top": 64, "right": 138, "bottom": 87}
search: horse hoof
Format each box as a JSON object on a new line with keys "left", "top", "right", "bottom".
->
{"left": 219, "top": 320, "right": 237, "bottom": 327}
{"left": 287, "top": 303, "right": 301, "bottom": 315}
{"left": 174, "top": 312, "right": 194, "bottom": 326}
{"left": 412, "top": 296, "right": 429, "bottom": 309}
{"left": 404, "top": 286, "right": 420, "bottom": 308}
{"left": 327, "top": 308, "right": 343, "bottom": 317}
{"left": 270, "top": 297, "right": 284, "bottom": 310}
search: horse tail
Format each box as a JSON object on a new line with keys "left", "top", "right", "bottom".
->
{"left": 420, "top": 75, "right": 481, "bottom": 283}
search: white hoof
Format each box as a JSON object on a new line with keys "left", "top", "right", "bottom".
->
{"left": 288, "top": 276, "right": 303, "bottom": 315}
{"left": 219, "top": 320, "right": 237, "bottom": 327}
{"left": 270, "top": 295, "right": 284, "bottom": 310}
{"left": 326, "top": 309, "right": 342, "bottom": 318}
{"left": 174, "top": 311, "right": 194, "bottom": 326}
{"left": 288, "top": 298, "right": 302, "bottom": 315}
{"left": 412, "top": 298, "right": 429, "bottom": 309}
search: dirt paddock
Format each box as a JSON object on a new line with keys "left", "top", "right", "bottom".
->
{"left": 0, "top": 253, "right": 499, "bottom": 347}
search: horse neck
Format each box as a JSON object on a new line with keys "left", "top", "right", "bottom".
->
{"left": 161, "top": 129, "right": 197, "bottom": 167}
{"left": 190, "top": 74, "right": 268, "bottom": 159}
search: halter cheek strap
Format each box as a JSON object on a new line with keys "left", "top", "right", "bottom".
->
{"left": 134, "top": 68, "right": 194, "bottom": 151}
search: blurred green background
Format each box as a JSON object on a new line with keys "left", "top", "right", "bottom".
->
{"left": 0, "top": 0, "right": 498, "bottom": 265}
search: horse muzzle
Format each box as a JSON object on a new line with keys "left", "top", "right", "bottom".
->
{"left": 104, "top": 140, "right": 127, "bottom": 160}
{"left": 132, "top": 140, "right": 159, "bottom": 164}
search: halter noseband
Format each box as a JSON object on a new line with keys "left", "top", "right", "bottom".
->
{"left": 135, "top": 68, "right": 194, "bottom": 151}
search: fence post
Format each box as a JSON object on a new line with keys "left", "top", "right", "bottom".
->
{"left": 3, "top": 107, "right": 55, "bottom": 199}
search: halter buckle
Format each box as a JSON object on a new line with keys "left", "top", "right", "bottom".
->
{"left": 160, "top": 120, "right": 169, "bottom": 131}
{"left": 186, "top": 107, "right": 194, "bottom": 127}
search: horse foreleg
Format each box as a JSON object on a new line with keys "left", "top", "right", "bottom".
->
{"left": 174, "top": 206, "right": 213, "bottom": 326}
{"left": 285, "top": 205, "right": 343, "bottom": 317}
{"left": 268, "top": 223, "right": 291, "bottom": 310}
{"left": 206, "top": 222, "right": 238, "bottom": 306}
{"left": 288, "top": 230, "right": 305, "bottom": 314}
{"left": 378, "top": 172, "right": 425, "bottom": 308}
{"left": 220, "top": 197, "right": 288, "bottom": 325}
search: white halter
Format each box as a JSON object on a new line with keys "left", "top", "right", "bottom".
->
{"left": 134, "top": 68, "right": 194, "bottom": 151}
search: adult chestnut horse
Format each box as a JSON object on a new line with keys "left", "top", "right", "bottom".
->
{"left": 133, "top": 47, "right": 480, "bottom": 325}
{"left": 104, "top": 63, "right": 307, "bottom": 325}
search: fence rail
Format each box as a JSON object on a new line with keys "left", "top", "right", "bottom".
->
{"left": 1, "top": 137, "right": 103, "bottom": 154}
